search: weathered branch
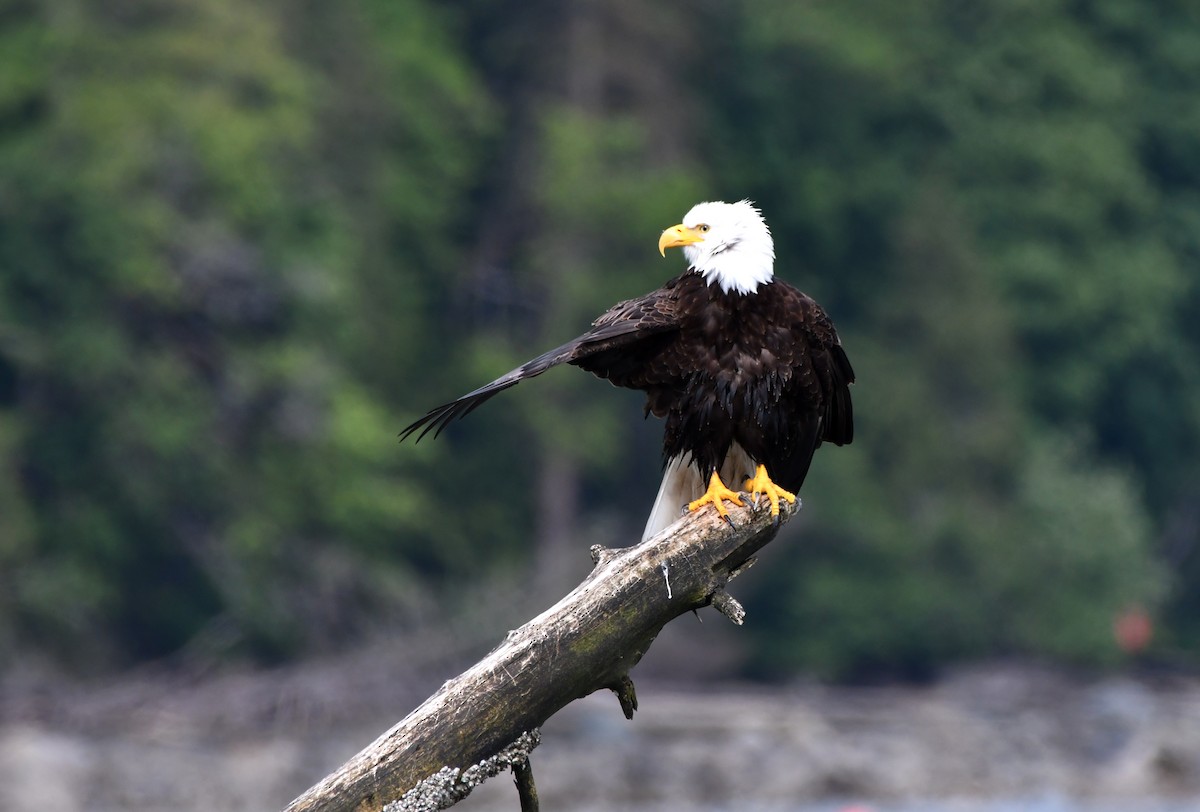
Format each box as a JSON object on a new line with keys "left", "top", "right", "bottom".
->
{"left": 284, "top": 498, "right": 799, "bottom": 812}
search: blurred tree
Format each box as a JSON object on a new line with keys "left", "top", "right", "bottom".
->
{"left": 0, "top": 0, "right": 491, "bottom": 666}
{"left": 708, "top": 0, "right": 1172, "bottom": 676}
{"left": 430, "top": 0, "right": 707, "bottom": 595}
{"left": 1075, "top": 0, "right": 1200, "bottom": 648}
{"left": 746, "top": 190, "right": 1160, "bottom": 679}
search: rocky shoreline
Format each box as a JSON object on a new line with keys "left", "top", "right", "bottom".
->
{"left": 2, "top": 654, "right": 1198, "bottom": 812}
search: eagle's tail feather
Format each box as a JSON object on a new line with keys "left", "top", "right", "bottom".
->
{"left": 641, "top": 444, "right": 755, "bottom": 541}
{"left": 642, "top": 455, "right": 702, "bottom": 541}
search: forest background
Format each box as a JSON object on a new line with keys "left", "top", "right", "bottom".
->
{"left": 0, "top": 0, "right": 1197, "bottom": 684}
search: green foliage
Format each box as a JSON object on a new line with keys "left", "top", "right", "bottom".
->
{"left": 744, "top": 192, "right": 1160, "bottom": 679}
{"left": 0, "top": 0, "right": 489, "bottom": 665}
{"left": 0, "top": 0, "right": 1194, "bottom": 678}
{"left": 520, "top": 108, "right": 704, "bottom": 465}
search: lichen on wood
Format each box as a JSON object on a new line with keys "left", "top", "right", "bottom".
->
{"left": 386, "top": 730, "right": 541, "bottom": 812}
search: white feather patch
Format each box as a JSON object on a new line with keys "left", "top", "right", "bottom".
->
{"left": 641, "top": 444, "right": 757, "bottom": 541}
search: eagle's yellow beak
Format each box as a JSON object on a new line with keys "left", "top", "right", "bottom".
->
{"left": 658, "top": 224, "right": 704, "bottom": 256}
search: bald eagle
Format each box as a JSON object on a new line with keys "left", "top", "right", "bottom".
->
{"left": 400, "top": 200, "right": 855, "bottom": 540}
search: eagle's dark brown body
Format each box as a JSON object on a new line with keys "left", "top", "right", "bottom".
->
{"left": 401, "top": 268, "right": 854, "bottom": 495}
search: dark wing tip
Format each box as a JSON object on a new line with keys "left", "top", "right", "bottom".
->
{"left": 398, "top": 388, "right": 510, "bottom": 444}
{"left": 398, "top": 402, "right": 465, "bottom": 444}
{"left": 397, "top": 411, "right": 439, "bottom": 444}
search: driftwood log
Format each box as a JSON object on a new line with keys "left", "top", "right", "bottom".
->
{"left": 284, "top": 497, "right": 799, "bottom": 812}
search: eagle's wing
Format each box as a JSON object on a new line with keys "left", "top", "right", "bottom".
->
{"left": 399, "top": 282, "right": 682, "bottom": 443}
{"left": 804, "top": 299, "right": 855, "bottom": 447}
{"left": 765, "top": 283, "right": 856, "bottom": 491}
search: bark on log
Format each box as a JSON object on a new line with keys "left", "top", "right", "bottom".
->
{"left": 284, "top": 497, "right": 799, "bottom": 812}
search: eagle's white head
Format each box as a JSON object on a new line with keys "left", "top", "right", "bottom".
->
{"left": 658, "top": 199, "right": 775, "bottom": 295}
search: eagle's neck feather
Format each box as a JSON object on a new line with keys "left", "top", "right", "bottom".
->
{"left": 684, "top": 237, "right": 775, "bottom": 295}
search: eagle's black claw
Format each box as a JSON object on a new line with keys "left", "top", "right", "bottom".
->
{"left": 723, "top": 513, "right": 736, "bottom": 529}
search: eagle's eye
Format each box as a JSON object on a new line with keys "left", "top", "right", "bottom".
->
{"left": 698, "top": 224, "right": 710, "bottom": 233}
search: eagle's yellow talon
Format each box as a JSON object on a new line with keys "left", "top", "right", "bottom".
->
{"left": 743, "top": 464, "right": 795, "bottom": 517}
{"left": 688, "top": 472, "right": 744, "bottom": 522}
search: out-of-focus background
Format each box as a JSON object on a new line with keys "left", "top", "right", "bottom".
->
{"left": 2, "top": 0, "right": 1199, "bottom": 810}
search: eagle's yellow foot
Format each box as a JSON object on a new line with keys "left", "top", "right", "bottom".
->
{"left": 744, "top": 464, "right": 796, "bottom": 520}
{"left": 688, "top": 472, "right": 744, "bottom": 527}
